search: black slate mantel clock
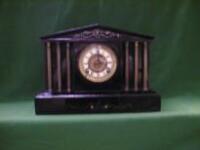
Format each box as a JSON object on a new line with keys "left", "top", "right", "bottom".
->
{"left": 35, "top": 24, "right": 161, "bottom": 114}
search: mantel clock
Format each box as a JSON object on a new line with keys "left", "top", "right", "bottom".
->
{"left": 35, "top": 24, "right": 161, "bottom": 114}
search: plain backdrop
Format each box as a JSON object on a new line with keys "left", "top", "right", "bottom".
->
{"left": 0, "top": 1, "right": 200, "bottom": 150}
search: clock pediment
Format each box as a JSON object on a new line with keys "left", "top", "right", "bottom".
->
{"left": 41, "top": 24, "right": 154, "bottom": 41}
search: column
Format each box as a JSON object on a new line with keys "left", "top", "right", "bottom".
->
{"left": 143, "top": 41, "right": 149, "bottom": 91}
{"left": 66, "top": 42, "right": 71, "bottom": 93}
{"left": 134, "top": 41, "right": 139, "bottom": 91}
{"left": 56, "top": 42, "right": 62, "bottom": 92}
{"left": 46, "top": 41, "right": 52, "bottom": 92}
{"left": 125, "top": 41, "right": 130, "bottom": 91}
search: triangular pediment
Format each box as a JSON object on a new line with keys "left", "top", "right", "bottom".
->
{"left": 41, "top": 24, "right": 154, "bottom": 41}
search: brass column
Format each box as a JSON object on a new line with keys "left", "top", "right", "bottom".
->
{"left": 56, "top": 42, "right": 62, "bottom": 92}
{"left": 66, "top": 42, "right": 71, "bottom": 93}
{"left": 134, "top": 41, "right": 139, "bottom": 91}
{"left": 46, "top": 41, "right": 52, "bottom": 92}
{"left": 143, "top": 41, "right": 149, "bottom": 91}
{"left": 125, "top": 41, "right": 130, "bottom": 91}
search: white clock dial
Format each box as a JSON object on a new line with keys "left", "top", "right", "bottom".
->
{"left": 78, "top": 44, "right": 117, "bottom": 83}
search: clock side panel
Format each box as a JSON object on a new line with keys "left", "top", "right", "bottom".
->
{"left": 49, "top": 42, "right": 72, "bottom": 94}
{"left": 129, "top": 42, "right": 144, "bottom": 91}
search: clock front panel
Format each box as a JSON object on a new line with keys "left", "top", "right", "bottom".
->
{"left": 71, "top": 42, "right": 125, "bottom": 93}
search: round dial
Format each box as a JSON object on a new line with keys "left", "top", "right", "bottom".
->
{"left": 78, "top": 44, "right": 117, "bottom": 83}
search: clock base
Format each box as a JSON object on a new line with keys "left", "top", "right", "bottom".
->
{"left": 35, "top": 91, "right": 161, "bottom": 114}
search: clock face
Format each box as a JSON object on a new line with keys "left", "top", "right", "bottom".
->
{"left": 78, "top": 44, "right": 117, "bottom": 83}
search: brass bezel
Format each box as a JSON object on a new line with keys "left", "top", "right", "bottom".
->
{"left": 78, "top": 43, "right": 117, "bottom": 83}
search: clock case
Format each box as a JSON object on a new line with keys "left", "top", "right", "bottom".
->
{"left": 35, "top": 24, "right": 161, "bottom": 114}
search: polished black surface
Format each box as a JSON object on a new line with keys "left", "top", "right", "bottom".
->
{"left": 35, "top": 91, "right": 161, "bottom": 114}
{"left": 72, "top": 42, "right": 125, "bottom": 92}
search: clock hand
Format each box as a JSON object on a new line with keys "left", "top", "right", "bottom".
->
{"left": 97, "top": 47, "right": 100, "bottom": 61}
